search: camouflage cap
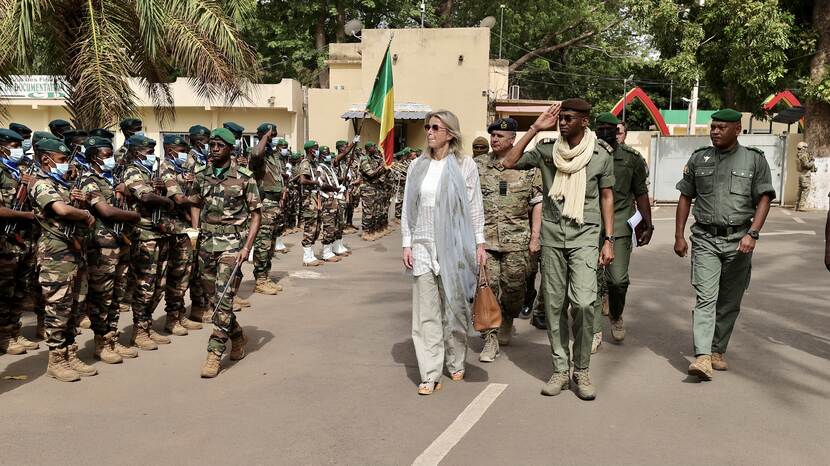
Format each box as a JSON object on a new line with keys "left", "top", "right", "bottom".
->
{"left": 711, "top": 108, "right": 742, "bottom": 122}
{"left": 210, "top": 128, "right": 235, "bottom": 145}
{"left": 0, "top": 128, "right": 24, "bottom": 143}
{"left": 595, "top": 112, "right": 621, "bottom": 126}
{"left": 36, "top": 138, "right": 70, "bottom": 155}
{"left": 9, "top": 123, "right": 31, "bottom": 136}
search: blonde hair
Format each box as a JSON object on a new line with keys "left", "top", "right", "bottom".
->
{"left": 424, "top": 110, "right": 465, "bottom": 158}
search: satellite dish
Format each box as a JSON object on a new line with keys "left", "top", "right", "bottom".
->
{"left": 480, "top": 16, "right": 497, "bottom": 28}
{"left": 345, "top": 19, "right": 364, "bottom": 37}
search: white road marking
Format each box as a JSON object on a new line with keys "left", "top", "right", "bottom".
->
{"left": 412, "top": 383, "right": 508, "bottom": 466}
{"left": 792, "top": 216, "right": 806, "bottom": 224}
{"left": 288, "top": 271, "right": 324, "bottom": 279}
{"left": 781, "top": 209, "right": 793, "bottom": 216}
{"left": 763, "top": 230, "right": 815, "bottom": 236}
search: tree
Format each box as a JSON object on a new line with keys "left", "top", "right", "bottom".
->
{"left": 0, "top": 0, "right": 260, "bottom": 129}
{"left": 802, "top": 0, "right": 830, "bottom": 157}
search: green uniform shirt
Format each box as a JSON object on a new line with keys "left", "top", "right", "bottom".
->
{"left": 124, "top": 162, "right": 165, "bottom": 241}
{"left": 477, "top": 152, "right": 542, "bottom": 252}
{"left": 80, "top": 172, "right": 122, "bottom": 248}
{"left": 29, "top": 172, "right": 73, "bottom": 250}
{"left": 250, "top": 145, "right": 285, "bottom": 194}
{"left": 676, "top": 144, "right": 776, "bottom": 234}
{"left": 515, "top": 138, "right": 615, "bottom": 248}
{"left": 159, "top": 158, "right": 190, "bottom": 235}
{"left": 609, "top": 144, "right": 649, "bottom": 237}
{"left": 359, "top": 153, "right": 385, "bottom": 189}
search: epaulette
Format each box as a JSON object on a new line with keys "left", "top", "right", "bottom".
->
{"left": 746, "top": 146, "right": 765, "bottom": 156}
{"left": 194, "top": 164, "right": 208, "bottom": 174}
{"left": 539, "top": 138, "right": 555, "bottom": 145}
{"left": 595, "top": 139, "right": 613, "bottom": 153}
{"left": 620, "top": 143, "right": 642, "bottom": 157}
{"left": 237, "top": 166, "right": 253, "bottom": 178}
{"left": 692, "top": 146, "right": 710, "bottom": 154}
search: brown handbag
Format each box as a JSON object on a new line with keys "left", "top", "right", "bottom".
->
{"left": 472, "top": 265, "right": 502, "bottom": 332}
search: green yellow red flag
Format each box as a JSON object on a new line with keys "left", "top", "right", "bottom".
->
{"left": 366, "top": 43, "right": 395, "bottom": 167}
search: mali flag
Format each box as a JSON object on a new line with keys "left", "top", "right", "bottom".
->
{"left": 366, "top": 44, "right": 395, "bottom": 167}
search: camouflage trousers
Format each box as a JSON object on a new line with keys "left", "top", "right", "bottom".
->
{"left": 360, "top": 185, "right": 383, "bottom": 232}
{"left": 284, "top": 186, "right": 300, "bottom": 229}
{"left": 199, "top": 246, "right": 242, "bottom": 355}
{"left": 37, "top": 239, "right": 82, "bottom": 349}
{"left": 394, "top": 181, "right": 405, "bottom": 219}
{"left": 165, "top": 234, "right": 193, "bottom": 317}
{"left": 336, "top": 200, "right": 347, "bottom": 239}
{"left": 86, "top": 242, "right": 130, "bottom": 335}
{"left": 301, "top": 194, "right": 321, "bottom": 247}
{"left": 189, "top": 238, "right": 207, "bottom": 309}
{"left": 130, "top": 238, "right": 169, "bottom": 323}
{"left": 320, "top": 196, "right": 340, "bottom": 245}
{"left": 253, "top": 197, "right": 284, "bottom": 279}
{"left": 485, "top": 249, "right": 532, "bottom": 321}
{"left": 0, "top": 239, "right": 41, "bottom": 327}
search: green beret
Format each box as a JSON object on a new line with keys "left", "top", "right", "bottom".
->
{"left": 0, "top": 128, "right": 24, "bottom": 142}
{"left": 48, "top": 119, "right": 71, "bottom": 130}
{"left": 276, "top": 138, "right": 288, "bottom": 146}
{"left": 561, "top": 98, "right": 592, "bottom": 113}
{"left": 163, "top": 134, "right": 188, "bottom": 147}
{"left": 63, "top": 129, "right": 88, "bottom": 141}
{"left": 189, "top": 125, "right": 210, "bottom": 137}
{"left": 320, "top": 145, "right": 330, "bottom": 152}
{"left": 364, "top": 142, "right": 376, "bottom": 149}
{"left": 127, "top": 134, "right": 155, "bottom": 148}
{"left": 290, "top": 151, "right": 302, "bottom": 160}
{"left": 222, "top": 122, "right": 244, "bottom": 137}
{"left": 36, "top": 138, "right": 70, "bottom": 155}
{"left": 335, "top": 140, "right": 347, "bottom": 148}
{"left": 595, "top": 112, "right": 621, "bottom": 126}
{"left": 711, "top": 108, "right": 742, "bottom": 122}
{"left": 256, "top": 123, "right": 276, "bottom": 134}
{"left": 9, "top": 123, "right": 31, "bottom": 136}
{"left": 32, "top": 131, "right": 59, "bottom": 144}
{"left": 303, "top": 140, "right": 318, "bottom": 150}
{"left": 84, "top": 137, "right": 113, "bottom": 150}
{"left": 120, "top": 118, "right": 142, "bottom": 130}
{"left": 210, "top": 128, "right": 235, "bottom": 145}
{"left": 89, "top": 128, "right": 115, "bottom": 139}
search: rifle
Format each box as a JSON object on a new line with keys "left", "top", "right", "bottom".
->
{"left": 150, "top": 158, "right": 163, "bottom": 228}
{"left": 3, "top": 161, "right": 37, "bottom": 239}
{"left": 62, "top": 145, "right": 87, "bottom": 250}
{"left": 111, "top": 161, "right": 132, "bottom": 246}
{"left": 213, "top": 258, "right": 242, "bottom": 316}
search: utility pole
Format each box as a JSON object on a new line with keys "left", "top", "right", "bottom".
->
{"left": 622, "top": 75, "right": 633, "bottom": 122}
{"left": 687, "top": 78, "right": 699, "bottom": 135}
{"left": 420, "top": 0, "right": 425, "bottom": 28}
{"left": 669, "top": 80, "right": 673, "bottom": 111}
{"left": 499, "top": 5, "right": 506, "bottom": 59}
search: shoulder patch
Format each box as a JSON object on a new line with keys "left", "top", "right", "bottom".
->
{"left": 237, "top": 166, "right": 253, "bottom": 178}
{"left": 595, "top": 139, "right": 613, "bottom": 153}
{"left": 746, "top": 146, "right": 765, "bottom": 156}
{"left": 692, "top": 146, "right": 710, "bottom": 154}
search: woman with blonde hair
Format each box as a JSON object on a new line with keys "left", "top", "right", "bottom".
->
{"left": 401, "top": 110, "right": 486, "bottom": 395}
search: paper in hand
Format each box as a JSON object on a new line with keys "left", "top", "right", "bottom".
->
{"left": 627, "top": 210, "right": 643, "bottom": 246}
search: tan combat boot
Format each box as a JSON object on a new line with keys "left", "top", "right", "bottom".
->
{"left": 572, "top": 369, "right": 597, "bottom": 400}
{"left": 0, "top": 325, "right": 27, "bottom": 355}
{"left": 47, "top": 348, "right": 80, "bottom": 382}
{"left": 268, "top": 279, "right": 284, "bottom": 292}
{"left": 78, "top": 315, "right": 92, "bottom": 330}
{"left": 148, "top": 326, "right": 171, "bottom": 344}
{"left": 541, "top": 371, "right": 570, "bottom": 396}
{"left": 235, "top": 295, "right": 251, "bottom": 308}
{"left": 189, "top": 306, "right": 209, "bottom": 323}
{"left": 200, "top": 352, "right": 222, "bottom": 378}
{"left": 610, "top": 318, "right": 626, "bottom": 342}
{"left": 131, "top": 323, "right": 158, "bottom": 351}
{"left": 711, "top": 353, "right": 729, "bottom": 371}
{"left": 688, "top": 355, "right": 714, "bottom": 381}
{"left": 11, "top": 325, "right": 39, "bottom": 350}
{"left": 35, "top": 314, "right": 47, "bottom": 340}
{"left": 164, "top": 314, "right": 188, "bottom": 336}
{"left": 254, "top": 278, "right": 280, "bottom": 295}
{"left": 110, "top": 332, "right": 138, "bottom": 358}
{"left": 230, "top": 332, "right": 248, "bottom": 361}
{"left": 67, "top": 344, "right": 98, "bottom": 376}
{"left": 179, "top": 315, "right": 203, "bottom": 331}
{"left": 591, "top": 331, "right": 602, "bottom": 354}
{"left": 94, "top": 334, "right": 123, "bottom": 364}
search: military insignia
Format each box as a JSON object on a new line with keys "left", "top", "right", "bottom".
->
{"left": 89, "top": 138, "right": 95, "bottom": 145}
{"left": 500, "top": 120, "right": 508, "bottom": 130}
{"left": 60, "top": 145, "right": 67, "bottom": 152}
{"left": 703, "top": 156, "right": 710, "bottom": 162}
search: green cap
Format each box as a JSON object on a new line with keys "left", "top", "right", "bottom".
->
{"left": 711, "top": 108, "right": 742, "bottom": 122}
{"left": 119, "top": 117, "right": 142, "bottom": 130}
{"left": 276, "top": 138, "right": 288, "bottom": 146}
{"left": 189, "top": 125, "right": 210, "bottom": 137}
{"left": 0, "top": 128, "right": 24, "bottom": 142}
{"left": 48, "top": 119, "right": 72, "bottom": 131}
{"left": 127, "top": 134, "right": 155, "bottom": 148}
{"left": 303, "top": 140, "right": 318, "bottom": 150}
{"left": 335, "top": 140, "right": 347, "bottom": 149}
{"left": 35, "top": 138, "right": 70, "bottom": 155}
{"left": 595, "top": 112, "right": 621, "bottom": 126}
{"left": 365, "top": 142, "right": 376, "bottom": 149}
{"left": 163, "top": 134, "right": 188, "bottom": 147}
{"left": 84, "top": 137, "right": 113, "bottom": 150}
{"left": 33, "top": 131, "right": 59, "bottom": 145}
{"left": 290, "top": 151, "right": 302, "bottom": 160}
{"left": 211, "top": 128, "right": 235, "bottom": 145}
{"left": 320, "top": 145, "right": 330, "bottom": 153}
{"left": 256, "top": 123, "right": 276, "bottom": 134}
{"left": 89, "top": 128, "right": 115, "bottom": 139}
{"left": 222, "top": 122, "right": 244, "bottom": 137}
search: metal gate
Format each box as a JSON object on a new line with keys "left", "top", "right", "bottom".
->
{"left": 649, "top": 134, "right": 786, "bottom": 203}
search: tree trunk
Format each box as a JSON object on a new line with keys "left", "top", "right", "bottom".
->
{"left": 437, "top": 0, "right": 453, "bottom": 27}
{"left": 805, "top": 0, "right": 830, "bottom": 158}
{"left": 314, "top": 5, "right": 329, "bottom": 89}
{"left": 334, "top": 0, "right": 346, "bottom": 43}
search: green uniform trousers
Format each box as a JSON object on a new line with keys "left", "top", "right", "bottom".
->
{"left": 542, "top": 245, "right": 598, "bottom": 372}
{"left": 253, "top": 197, "right": 284, "bottom": 279}
{"left": 593, "top": 235, "right": 632, "bottom": 331}
{"left": 690, "top": 232, "right": 752, "bottom": 355}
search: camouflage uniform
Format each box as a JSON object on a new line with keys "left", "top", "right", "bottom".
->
{"left": 359, "top": 152, "right": 385, "bottom": 234}
{"left": 29, "top": 171, "right": 83, "bottom": 349}
{"left": 390, "top": 157, "right": 411, "bottom": 220}
{"left": 317, "top": 161, "right": 343, "bottom": 244}
{"left": 124, "top": 162, "right": 169, "bottom": 328}
{"left": 298, "top": 155, "right": 322, "bottom": 247}
{"left": 339, "top": 154, "right": 361, "bottom": 227}
{"left": 192, "top": 162, "right": 261, "bottom": 354}
{"left": 283, "top": 155, "right": 302, "bottom": 231}
{"left": 250, "top": 144, "right": 285, "bottom": 280}
{"left": 159, "top": 158, "right": 193, "bottom": 321}
{"left": 186, "top": 148, "right": 209, "bottom": 311}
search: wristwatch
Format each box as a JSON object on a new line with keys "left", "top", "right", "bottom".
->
{"left": 747, "top": 229, "right": 760, "bottom": 240}
{"left": 604, "top": 235, "right": 615, "bottom": 244}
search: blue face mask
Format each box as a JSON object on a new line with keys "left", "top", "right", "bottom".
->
{"left": 133, "top": 130, "right": 145, "bottom": 137}
{"left": 202, "top": 144, "right": 209, "bottom": 154}
{"left": 175, "top": 152, "right": 188, "bottom": 165}
{"left": 53, "top": 162, "right": 70, "bottom": 178}
{"left": 141, "top": 153, "right": 157, "bottom": 169}
{"left": 101, "top": 156, "right": 116, "bottom": 172}
{"left": 323, "top": 155, "right": 332, "bottom": 163}
{"left": 8, "top": 147, "right": 24, "bottom": 163}
{"left": 21, "top": 139, "right": 32, "bottom": 152}
{"left": 313, "top": 149, "right": 320, "bottom": 158}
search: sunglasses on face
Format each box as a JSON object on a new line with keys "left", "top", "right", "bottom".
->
{"left": 424, "top": 124, "right": 447, "bottom": 133}
{"left": 558, "top": 114, "right": 584, "bottom": 123}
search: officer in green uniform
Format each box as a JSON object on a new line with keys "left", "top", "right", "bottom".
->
{"left": 249, "top": 123, "right": 286, "bottom": 294}
{"left": 674, "top": 108, "right": 775, "bottom": 381}
{"left": 190, "top": 128, "right": 261, "bottom": 378}
{"left": 591, "top": 112, "right": 653, "bottom": 350}
{"left": 502, "top": 99, "right": 616, "bottom": 400}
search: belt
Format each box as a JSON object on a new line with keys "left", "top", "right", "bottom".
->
{"left": 262, "top": 191, "right": 282, "bottom": 201}
{"left": 201, "top": 223, "right": 245, "bottom": 235}
{"left": 697, "top": 223, "right": 750, "bottom": 237}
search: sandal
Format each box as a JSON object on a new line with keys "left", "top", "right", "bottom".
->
{"left": 417, "top": 381, "right": 443, "bottom": 395}
{"left": 451, "top": 371, "right": 465, "bottom": 381}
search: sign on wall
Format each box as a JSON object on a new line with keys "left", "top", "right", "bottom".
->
{"left": 0, "top": 75, "right": 67, "bottom": 99}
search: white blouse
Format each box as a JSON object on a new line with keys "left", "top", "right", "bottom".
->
{"left": 401, "top": 155, "right": 485, "bottom": 277}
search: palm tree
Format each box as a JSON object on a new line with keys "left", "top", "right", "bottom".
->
{"left": 0, "top": 0, "right": 260, "bottom": 129}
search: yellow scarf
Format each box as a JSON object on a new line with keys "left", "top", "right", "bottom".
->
{"left": 548, "top": 129, "right": 596, "bottom": 225}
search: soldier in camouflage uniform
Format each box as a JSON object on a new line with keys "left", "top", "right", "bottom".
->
{"left": 389, "top": 147, "right": 413, "bottom": 222}
{"left": 115, "top": 118, "right": 142, "bottom": 164}
{"left": 190, "top": 128, "right": 261, "bottom": 378}
{"left": 284, "top": 151, "right": 303, "bottom": 233}
{"left": 298, "top": 141, "right": 341, "bottom": 265}
{"left": 80, "top": 136, "right": 141, "bottom": 364}
{"left": 29, "top": 138, "right": 99, "bottom": 381}
{"left": 249, "top": 123, "right": 286, "bottom": 294}
{"left": 796, "top": 142, "right": 816, "bottom": 211}
{"left": 159, "top": 135, "right": 204, "bottom": 335}
{"left": 123, "top": 135, "right": 176, "bottom": 350}
{"left": 359, "top": 142, "right": 387, "bottom": 241}
{"left": 476, "top": 118, "right": 543, "bottom": 363}
{"left": 337, "top": 141, "right": 361, "bottom": 233}
{"left": 185, "top": 125, "right": 211, "bottom": 322}
{"left": 321, "top": 143, "right": 352, "bottom": 257}
{"left": 0, "top": 128, "right": 41, "bottom": 354}
{"left": 271, "top": 138, "right": 290, "bottom": 253}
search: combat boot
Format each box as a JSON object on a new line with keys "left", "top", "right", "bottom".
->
{"left": 11, "top": 325, "right": 39, "bottom": 350}
{"left": 111, "top": 332, "right": 138, "bottom": 358}
{"left": 711, "top": 352, "right": 729, "bottom": 371}
{"left": 0, "top": 325, "right": 27, "bottom": 355}
{"left": 179, "top": 315, "right": 203, "bottom": 331}
{"left": 131, "top": 323, "right": 158, "bottom": 351}
{"left": 94, "top": 334, "right": 123, "bottom": 364}
{"left": 67, "top": 344, "right": 98, "bottom": 376}
{"left": 200, "top": 352, "right": 222, "bottom": 378}
{"left": 148, "top": 327, "right": 171, "bottom": 344}
{"left": 591, "top": 331, "right": 602, "bottom": 354}
{"left": 35, "top": 314, "right": 46, "bottom": 340}
{"left": 610, "top": 318, "right": 626, "bottom": 342}
{"left": 78, "top": 315, "right": 92, "bottom": 330}
{"left": 254, "top": 278, "right": 280, "bottom": 295}
{"left": 235, "top": 295, "right": 251, "bottom": 308}
{"left": 572, "top": 369, "right": 596, "bottom": 400}
{"left": 189, "top": 306, "right": 209, "bottom": 323}
{"left": 267, "top": 279, "right": 283, "bottom": 292}
{"left": 688, "top": 355, "right": 713, "bottom": 381}
{"left": 302, "top": 246, "right": 322, "bottom": 266}
{"left": 541, "top": 371, "right": 570, "bottom": 396}
{"left": 321, "top": 244, "right": 341, "bottom": 262}
{"left": 497, "top": 317, "right": 514, "bottom": 346}
{"left": 479, "top": 331, "right": 499, "bottom": 363}
{"left": 601, "top": 294, "right": 610, "bottom": 316}
{"left": 164, "top": 314, "right": 188, "bottom": 336}
{"left": 47, "top": 348, "right": 80, "bottom": 382}
{"left": 230, "top": 332, "right": 248, "bottom": 361}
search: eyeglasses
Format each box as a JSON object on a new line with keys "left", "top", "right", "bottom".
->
{"left": 209, "top": 142, "right": 228, "bottom": 148}
{"left": 424, "top": 124, "right": 447, "bottom": 133}
{"left": 558, "top": 114, "right": 583, "bottom": 123}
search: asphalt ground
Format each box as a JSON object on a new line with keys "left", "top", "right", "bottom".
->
{"left": 0, "top": 207, "right": 828, "bottom": 465}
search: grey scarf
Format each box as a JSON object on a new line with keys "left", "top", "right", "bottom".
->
{"left": 405, "top": 153, "right": 477, "bottom": 335}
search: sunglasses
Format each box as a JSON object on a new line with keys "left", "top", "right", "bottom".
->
{"left": 558, "top": 114, "right": 584, "bottom": 123}
{"left": 424, "top": 124, "right": 447, "bottom": 132}
{"left": 209, "top": 142, "right": 228, "bottom": 148}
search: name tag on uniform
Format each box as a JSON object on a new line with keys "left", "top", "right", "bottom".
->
{"left": 499, "top": 180, "right": 507, "bottom": 196}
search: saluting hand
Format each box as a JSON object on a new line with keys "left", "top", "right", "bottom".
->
{"left": 530, "top": 103, "right": 561, "bottom": 132}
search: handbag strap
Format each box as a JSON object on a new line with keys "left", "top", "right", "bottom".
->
{"left": 478, "top": 263, "right": 489, "bottom": 287}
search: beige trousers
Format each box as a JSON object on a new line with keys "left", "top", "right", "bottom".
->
{"left": 411, "top": 273, "right": 467, "bottom": 383}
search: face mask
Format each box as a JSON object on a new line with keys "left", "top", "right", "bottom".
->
{"left": 79, "top": 145, "right": 86, "bottom": 154}
{"left": 21, "top": 139, "right": 32, "bottom": 152}
{"left": 280, "top": 148, "right": 289, "bottom": 156}
{"left": 313, "top": 149, "right": 320, "bottom": 158}
{"left": 141, "top": 153, "right": 157, "bottom": 169}
{"left": 176, "top": 152, "right": 188, "bottom": 165}
{"left": 323, "top": 155, "right": 332, "bottom": 163}
{"left": 133, "top": 130, "right": 145, "bottom": 137}
{"left": 52, "top": 162, "right": 70, "bottom": 178}
{"left": 8, "top": 147, "right": 24, "bottom": 163}
{"left": 596, "top": 127, "right": 617, "bottom": 146}
{"left": 101, "top": 156, "right": 116, "bottom": 172}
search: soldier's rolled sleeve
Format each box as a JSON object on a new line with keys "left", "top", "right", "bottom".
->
{"left": 245, "top": 177, "right": 262, "bottom": 212}
{"left": 752, "top": 156, "right": 776, "bottom": 201}
{"left": 124, "top": 167, "right": 153, "bottom": 199}
{"left": 31, "top": 180, "right": 62, "bottom": 211}
{"left": 161, "top": 167, "right": 183, "bottom": 197}
{"left": 79, "top": 178, "right": 103, "bottom": 207}
{"left": 598, "top": 153, "right": 615, "bottom": 189}
{"left": 675, "top": 157, "right": 697, "bottom": 198}
{"left": 514, "top": 148, "right": 542, "bottom": 170}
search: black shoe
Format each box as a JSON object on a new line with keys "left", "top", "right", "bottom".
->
{"left": 519, "top": 306, "right": 532, "bottom": 320}
{"left": 530, "top": 314, "right": 547, "bottom": 330}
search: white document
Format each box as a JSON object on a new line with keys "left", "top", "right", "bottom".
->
{"left": 627, "top": 210, "right": 643, "bottom": 246}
